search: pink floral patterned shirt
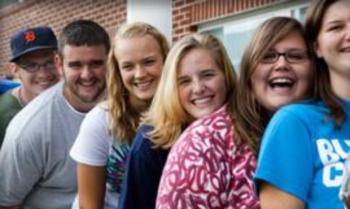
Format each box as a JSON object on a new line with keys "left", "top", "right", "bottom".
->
{"left": 156, "top": 106, "right": 260, "bottom": 209}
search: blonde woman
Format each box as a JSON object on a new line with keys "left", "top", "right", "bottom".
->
{"left": 156, "top": 16, "right": 315, "bottom": 209}
{"left": 118, "top": 33, "right": 237, "bottom": 209}
{"left": 69, "top": 22, "right": 169, "bottom": 209}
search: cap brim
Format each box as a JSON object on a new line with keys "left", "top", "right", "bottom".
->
{"left": 11, "top": 46, "right": 57, "bottom": 62}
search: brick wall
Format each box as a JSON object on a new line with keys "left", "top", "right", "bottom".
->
{"left": 172, "top": 0, "right": 288, "bottom": 42}
{"left": 1, "top": 0, "right": 292, "bottom": 72}
{"left": 0, "top": 0, "right": 126, "bottom": 71}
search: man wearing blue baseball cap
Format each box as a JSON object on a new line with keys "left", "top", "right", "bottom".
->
{"left": 0, "top": 20, "right": 109, "bottom": 209}
{"left": 0, "top": 26, "right": 60, "bottom": 146}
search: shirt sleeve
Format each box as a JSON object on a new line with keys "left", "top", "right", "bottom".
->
{"left": 118, "top": 125, "right": 166, "bottom": 209}
{"left": 70, "top": 106, "right": 111, "bottom": 166}
{"left": 0, "top": 125, "right": 45, "bottom": 205}
{"left": 254, "top": 108, "right": 313, "bottom": 203}
{"left": 156, "top": 125, "right": 227, "bottom": 209}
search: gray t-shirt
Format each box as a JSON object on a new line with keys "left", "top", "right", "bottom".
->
{"left": 0, "top": 81, "right": 85, "bottom": 209}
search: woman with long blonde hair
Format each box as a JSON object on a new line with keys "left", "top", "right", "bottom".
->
{"left": 69, "top": 22, "right": 169, "bottom": 209}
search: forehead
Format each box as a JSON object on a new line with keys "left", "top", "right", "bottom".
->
{"left": 114, "top": 35, "right": 162, "bottom": 58}
{"left": 178, "top": 48, "right": 219, "bottom": 75}
{"left": 271, "top": 31, "right": 306, "bottom": 50}
{"left": 62, "top": 44, "right": 107, "bottom": 61}
{"left": 322, "top": 0, "right": 350, "bottom": 24}
{"left": 18, "top": 49, "right": 55, "bottom": 62}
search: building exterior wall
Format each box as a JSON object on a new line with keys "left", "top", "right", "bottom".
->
{"left": 171, "top": 0, "right": 288, "bottom": 42}
{"left": 0, "top": 0, "right": 126, "bottom": 71}
{"left": 0, "top": 0, "right": 293, "bottom": 72}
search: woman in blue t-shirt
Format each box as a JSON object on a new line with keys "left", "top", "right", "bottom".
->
{"left": 255, "top": 1, "right": 350, "bottom": 209}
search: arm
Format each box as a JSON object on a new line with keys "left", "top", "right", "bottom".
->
{"left": 259, "top": 182, "right": 304, "bottom": 209}
{"left": 77, "top": 163, "right": 106, "bottom": 209}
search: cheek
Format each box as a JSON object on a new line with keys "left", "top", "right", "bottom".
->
{"left": 119, "top": 71, "right": 132, "bottom": 86}
{"left": 178, "top": 86, "right": 189, "bottom": 107}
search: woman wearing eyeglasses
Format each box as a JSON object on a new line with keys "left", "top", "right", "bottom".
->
{"left": 255, "top": 1, "right": 350, "bottom": 209}
{"left": 155, "top": 17, "right": 315, "bottom": 209}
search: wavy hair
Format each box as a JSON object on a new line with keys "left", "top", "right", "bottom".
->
{"left": 107, "top": 22, "right": 169, "bottom": 143}
{"left": 144, "top": 33, "right": 238, "bottom": 149}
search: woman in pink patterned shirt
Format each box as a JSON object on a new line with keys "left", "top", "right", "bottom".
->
{"left": 156, "top": 17, "right": 315, "bottom": 209}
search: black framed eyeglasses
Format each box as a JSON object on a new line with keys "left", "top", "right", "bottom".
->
{"left": 261, "top": 50, "right": 309, "bottom": 64}
{"left": 18, "top": 61, "right": 56, "bottom": 73}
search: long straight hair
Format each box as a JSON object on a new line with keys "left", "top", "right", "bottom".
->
{"left": 305, "top": 0, "right": 345, "bottom": 127}
{"left": 234, "top": 17, "right": 316, "bottom": 154}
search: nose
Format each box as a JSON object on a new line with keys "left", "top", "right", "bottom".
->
{"left": 192, "top": 79, "right": 205, "bottom": 94}
{"left": 274, "top": 55, "right": 290, "bottom": 71}
{"left": 80, "top": 67, "right": 93, "bottom": 79}
{"left": 134, "top": 65, "right": 146, "bottom": 79}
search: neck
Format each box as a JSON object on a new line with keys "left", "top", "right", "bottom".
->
{"left": 63, "top": 86, "right": 98, "bottom": 113}
{"left": 16, "top": 87, "right": 35, "bottom": 106}
{"left": 330, "top": 71, "right": 350, "bottom": 101}
{"left": 129, "top": 95, "right": 151, "bottom": 113}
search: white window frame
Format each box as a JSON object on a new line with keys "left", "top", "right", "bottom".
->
{"left": 198, "top": 0, "right": 310, "bottom": 70}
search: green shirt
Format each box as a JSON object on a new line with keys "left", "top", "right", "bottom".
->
{"left": 0, "top": 92, "right": 22, "bottom": 146}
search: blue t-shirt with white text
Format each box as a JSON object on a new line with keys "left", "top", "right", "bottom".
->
{"left": 255, "top": 99, "right": 350, "bottom": 209}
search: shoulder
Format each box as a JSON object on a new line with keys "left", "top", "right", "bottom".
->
{"left": 5, "top": 83, "right": 63, "bottom": 138}
{"left": 131, "top": 124, "right": 154, "bottom": 152}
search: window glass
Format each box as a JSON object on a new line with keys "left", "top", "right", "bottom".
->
{"left": 199, "top": 3, "right": 309, "bottom": 71}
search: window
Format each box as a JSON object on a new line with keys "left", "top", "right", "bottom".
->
{"left": 199, "top": 1, "right": 309, "bottom": 70}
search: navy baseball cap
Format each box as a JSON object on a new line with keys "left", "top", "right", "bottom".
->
{"left": 10, "top": 26, "right": 57, "bottom": 62}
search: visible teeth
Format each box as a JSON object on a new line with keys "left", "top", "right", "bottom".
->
{"left": 135, "top": 81, "right": 151, "bottom": 88}
{"left": 270, "top": 78, "right": 293, "bottom": 88}
{"left": 80, "top": 81, "right": 95, "bottom": 87}
{"left": 271, "top": 78, "right": 292, "bottom": 84}
{"left": 193, "top": 97, "right": 211, "bottom": 105}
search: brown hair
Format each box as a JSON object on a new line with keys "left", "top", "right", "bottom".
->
{"left": 234, "top": 16, "right": 316, "bottom": 154}
{"left": 305, "top": 0, "right": 345, "bottom": 127}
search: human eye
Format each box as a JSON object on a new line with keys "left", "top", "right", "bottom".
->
{"left": 143, "top": 58, "right": 156, "bottom": 66}
{"left": 261, "top": 51, "right": 277, "bottom": 63}
{"left": 67, "top": 61, "right": 82, "bottom": 69}
{"left": 177, "top": 77, "right": 191, "bottom": 86}
{"left": 326, "top": 23, "right": 343, "bottom": 32}
{"left": 287, "top": 51, "right": 308, "bottom": 62}
{"left": 120, "top": 63, "right": 133, "bottom": 71}
{"left": 201, "top": 70, "right": 216, "bottom": 80}
{"left": 44, "top": 61, "right": 55, "bottom": 70}
{"left": 89, "top": 60, "right": 104, "bottom": 69}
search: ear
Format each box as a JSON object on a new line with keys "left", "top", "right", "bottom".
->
{"left": 10, "top": 63, "right": 21, "bottom": 79}
{"left": 54, "top": 53, "right": 64, "bottom": 77}
{"left": 313, "top": 41, "right": 323, "bottom": 58}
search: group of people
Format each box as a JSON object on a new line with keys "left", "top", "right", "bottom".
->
{"left": 0, "top": 0, "right": 349, "bottom": 209}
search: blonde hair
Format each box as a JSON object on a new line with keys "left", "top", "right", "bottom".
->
{"left": 107, "top": 22, "right": 169, "bottom": 143}
{"left": 144, "top": 33, "right": 238, "bottom": 149}
{"left": 234, "top": 16, "right": 316, "bottom": 154}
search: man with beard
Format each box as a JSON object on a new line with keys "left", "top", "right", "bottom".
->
{"left": 0, "top": 20, "right": 110, "bottom": 209}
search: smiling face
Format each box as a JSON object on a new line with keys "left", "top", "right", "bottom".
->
{"left": 115, "top": 35, "right": 164, "bottom": 105}
{"left": 251, "top": 31, "right": 313, "bottom": 112}
{"left": 57, "top": 44, "right": 107, "bottom": 112}
{"left": 178, "top": 48, "right": 227, "bottom": 120}
{"left": 315, "top": 0, "right": 350, "bottom": 84}
{"left": 16, "top": 50, "right": 59, "bottom": 101}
